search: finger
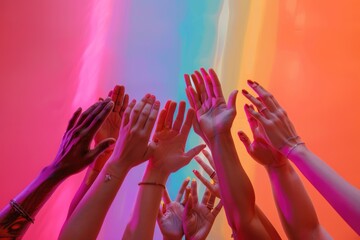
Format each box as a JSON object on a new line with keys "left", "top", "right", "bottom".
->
{"left": 76, "top": 101, "right": 103, "bottom": 126}
{"left": 119, "top": 94, "right": 129, "bottom": 118}
{"left": 90, "top": 138, "right": 116, "bottom": 160}
{"left": 247, "top": 80, "right": 278, "bottom": 111}
{"left": 201, "top": 188, "right": 211, "bottom": 205}
{"left": 208, "top": 68, "right": 224, "bottom": 99}
{"left": 66, "top": 107, "right": 82, "bottom": 131}
{"left": 172, "top": 101, "right": 186, "bottom": 132}
{"left": 227, "top": 90, "right": 238, "bottom": 110}
{"left": 238, "top": 131, "right": 252, "bottom": 153}
{"left": 129, "top": 94, "right": 150, "bottom": 126}
{"left": 185, "top": 87, "right": 196, "bottom": 109}
{"left": 113, "top": 85, "right": 125, "bottom": 112}
{"left": 200, "top": 68, "right": 215, "bottom": 99}
{"left": 207, "top": 193, "right": 216, "bottom": 206}
{"left": 194, "top": 70, "right": 208, "bottom": 103}
{"left": 86, "top": 101, "right": 114, "bottom": 137}
{"left": 193, "top": 169, "right": 216, "bottom": 195}
{"left": 122, "top": 99, "right": 136, "bottom": 126}
{"left": 111, "top": 85, "right": 120, "bottom": 102}
{"left": 162, "top": 189, "right": 171, "bottom": 204}
{"left": 136, "top": 95, "right": 155, "bottom": 128}
{"left": 182, "top": 186, "right": 191, "bottom": 206}
{"left": 244, "top": 104, "right": 259, "bottom": 130}
{"left": 194, "top": 156, "right": 213, "bottom": 176}
{"left": 78, "top": 98, "right": 112, "bottom": 130}
{"left": 185, "top": 144, "right": 206, "bottom": 160}
{"left": 179, "top": 108, "right": 195, "bottom": 137}
{"left": 155, "top": 109, "right": 167, "bottom": 133}
{"left": 212, "top": 200, "right": 223, "bottom": 217}
{"left": 187, "top": 86, "right": 201, "bottom": 110}
{"left": 242, "top": 89, "right": 271, "bottom": 117}
{"left": 164, "top": 101, "right": 177, "bottom": 129}
{"left": 175, "top": 178, "right": 190, "bottom": 202}
{"left": 245, "top": 104, "right": 268, "bottom": 125}
{"left": 190, "top": 73, "right": 202, "bottom": 98}
{"left": 201, "top": 149, "right": 215, "bottom": 170}
{"left": 184, "top": 195, "right": 193, "bottom": 217}
{"left": 190, "top": 179, "right": 198, "bottom": 205}
{"left": 144, "top": 100, "right": 160, "bottom": 136}
{"left": 184, "top": 74, "right": 192, "bottom": 88}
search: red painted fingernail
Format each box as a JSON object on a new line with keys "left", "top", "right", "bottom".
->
{"left": 247, "top": 80, "right": 253, "bottom": 85}
{"left": 245, "top": 104, "right": 250, "bottom": 108}
{"left": 192, "top": 169, "right": 198, "bottom": 174}
{"left": 242, "top": 89, "right": 248, "bottom": 95}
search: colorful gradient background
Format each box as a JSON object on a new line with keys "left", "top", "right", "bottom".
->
{"left": 1, "top": 1, "right": 359, "bottom": 239}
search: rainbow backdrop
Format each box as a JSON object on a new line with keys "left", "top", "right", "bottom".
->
{"left": 0, "top": 1, "right": 359, "bottom": 239}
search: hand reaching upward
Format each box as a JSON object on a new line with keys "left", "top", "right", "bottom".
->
{"left": 184, "top": 68, "right": 238, "bottom": 142}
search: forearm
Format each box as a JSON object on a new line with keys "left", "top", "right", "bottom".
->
{"left": 288, "top": 145, "right": 360, "bottom": 234}
{"left": 59, "top": 161, "right": 128, "bottom": 240}
{"left": 267, "top": 162, "right": 329, "bottom": 239}
{"left": 208, "top": 132, "right": 258, "bottom": 230}
{"left": 123, "top": 165, "right": 168, "bottom": 240}
{"left": 67, "top": 151, "right": 112, "bottom": 218}
{"left": 0, "top": 165, "right": 65, "bottom": 239}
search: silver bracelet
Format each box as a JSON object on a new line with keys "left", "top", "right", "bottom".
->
{"left": 10, "top": 199, "right": 34, "bottom": 223}
{"left": 286, "top": 142, "right": 305, "bottom": 158}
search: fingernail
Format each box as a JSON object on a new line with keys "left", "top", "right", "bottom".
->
{"left": 145, "top": 94, "right": 150, "bottom": 98}
{"left": 186, "top": 177, "right": 191, "bottom": 181}
{"left": 245, "top": 104, "right": 250, "bottom": 109}
{"left": 242, "top": 89, "right": 248, "bottom": 95}
{"left": 247, "top": 80, "right": 253, "bottom": 85}
{"left": 192, "top": 169, "right": 198, "bottom": 174}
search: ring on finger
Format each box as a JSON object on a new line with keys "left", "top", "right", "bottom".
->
{"left": 259, "top": 107, "right": 267, "bottom": 113}
{"left": 210, "top": 171, "right": 216, "bottom": 179}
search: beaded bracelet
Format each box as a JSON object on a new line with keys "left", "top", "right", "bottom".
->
{"left": 10, "top": 199, "right": 34, "bottom": 224}
{"left": 138, "top": 182, "right": 166, "bottom": 189}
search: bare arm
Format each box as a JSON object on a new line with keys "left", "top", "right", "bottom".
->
{"left": 243, "top": 80, "right": 359, "bottom": 235}
{"left": 123, "top": 100, "right": 204, "bottom": 240}
{"left": 59, "top": 94, "right": 160, "bottom": 240}
{"left": 0, "top": 99, "right": 115, "bottom": 239}
{"left": 67, "top": 85, "right": 128, "bottom": 218}
{"left": 185, "top": 68, "right": 278, "bottom": 239}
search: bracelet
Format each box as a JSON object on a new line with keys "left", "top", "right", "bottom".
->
{"left": 286, "top": 142, "right": 305, "bottom": 158}
{"left": 138, "top": 182, "right": 166, "bottom": 189}
{"left": 9, "top": 199, "right": 34, "bottom": 224}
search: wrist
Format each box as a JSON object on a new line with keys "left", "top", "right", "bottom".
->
{"left": 143, "top": 163, "right": 169, "bottom": 186}
{"left": 104, "top": 160, "right": 131, "bottom": 179}
{"left": 207, "top": 130, "right": 233, "bottom": 147}
{"left": 284, "top": 143, "right": 309, "bottom": 162}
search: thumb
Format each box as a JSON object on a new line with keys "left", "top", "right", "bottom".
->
{"left": 238, "top": 131, "right": 252, "bottom": 153}
{"left": 227, "top": 90, "right": 238, "bottom": 110}
{"left": 91, "top": 138, "right": 116, "bottom": 158}
{"left": 185, "top": 144, "right": 206, "bottom": 160}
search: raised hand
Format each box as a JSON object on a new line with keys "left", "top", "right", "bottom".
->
{"left": 242, "top": 81, "right": 301, "bottom": 156}
{"left": 193, "top": 149, "right": 221, "bottom": 198}
{"left": 148, "top": 100, "right": 205, "bottom": 175}
{"left": 183, "top": 180, "right": 223, "bottom": 240}
{"left": 92, "top": 85, "right": 129, "bottom": 171}
{"left": 238, "top": 103, "right": 287, "bottom": 167}
{"left": 157, "top": 178, "right": 191, "bottom": 240}
{"left": 107, "top": 94, "right": 160, "bottom": 174}
{"left": 184, "top": 68, "right": 238, "bottom": 142}
{"left": 51, "top": 98, "right": 115, "bottom": 177}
